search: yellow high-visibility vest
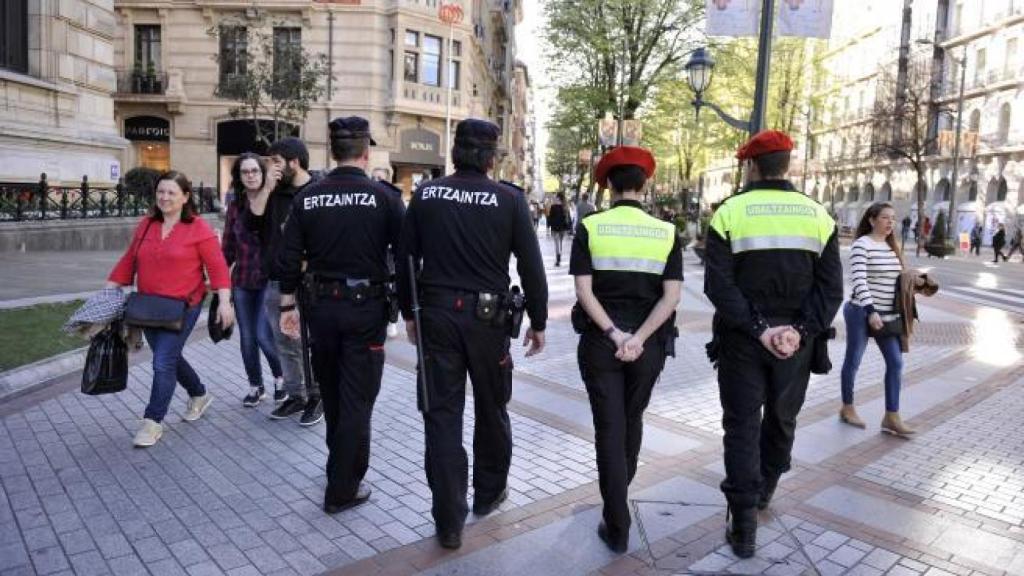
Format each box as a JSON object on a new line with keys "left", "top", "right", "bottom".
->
{"left": 583, "top": 205, "right": 676, "bottom": 275}
{"left": 709, "top": 189, "right": 835, "bottom": 255}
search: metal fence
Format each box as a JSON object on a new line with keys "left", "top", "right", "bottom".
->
{"left": 0, "top": 174, "right": 217, "bottom": 222}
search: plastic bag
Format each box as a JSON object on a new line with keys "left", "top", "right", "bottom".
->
{"left": 81, "top": 321, "right": 128, "bottom": 395}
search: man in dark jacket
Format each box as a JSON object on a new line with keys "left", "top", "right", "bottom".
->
{"left": 249, "top": 137, "right": 323, "bottom": 424}
{"left": 704, "top": 130, "right": 843, "bottom": 558}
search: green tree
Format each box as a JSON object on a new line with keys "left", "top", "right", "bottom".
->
{"left": 209, "top": 18, "right": 333, "bottom": 148}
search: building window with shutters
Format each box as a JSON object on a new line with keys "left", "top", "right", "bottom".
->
{"left": 0, "top": 0, "right": 29, "bottom": 74}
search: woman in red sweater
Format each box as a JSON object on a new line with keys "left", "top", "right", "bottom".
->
{"left": 107, "top": 171, "right": 234, "bottom": 447}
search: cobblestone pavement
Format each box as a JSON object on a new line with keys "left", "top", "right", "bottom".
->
{"left": 2, "top": 237, "right": 1024, "bottom": 576}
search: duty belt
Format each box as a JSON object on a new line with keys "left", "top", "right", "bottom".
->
{"left": 419, "top": 287, "right": 502, "bottom": 312}
{"left": 312, "top": 278, "right": 386, "bottom": 301}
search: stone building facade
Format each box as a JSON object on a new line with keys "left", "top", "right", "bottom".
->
{"left": 111, "top": 0, "right": 523, "bottom": 202}
{"left": 1, "top": 0, "right": 128, "bottom": 186}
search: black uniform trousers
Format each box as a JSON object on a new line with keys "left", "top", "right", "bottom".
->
{"left": 419, "top": 302, "right": 513, "bottom": 535}
{"left": 307, "top": 296, "right": 388, "bottom": 506}
{"left": 717, "top": 328, "right": 812, "bottom": 510}
{"left": 578, "top": 331, "right": 667, "bottom": 542}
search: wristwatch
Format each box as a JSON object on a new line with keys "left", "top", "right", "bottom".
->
{"left": 603, "top": 325, "right": 617, "bottom": 338}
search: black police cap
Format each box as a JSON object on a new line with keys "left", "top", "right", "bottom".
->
{"left": 329, "top": 116, "right": 376, "bottom": 146}
{"left": 454, "top": 118, "right": 500, "bottom": 150}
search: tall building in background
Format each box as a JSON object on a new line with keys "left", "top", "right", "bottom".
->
{"left": 0, "top": 0, "right": 128, "bottom": 186}
{"left": 110, "top": 0, "right": 523, "bottom": 202}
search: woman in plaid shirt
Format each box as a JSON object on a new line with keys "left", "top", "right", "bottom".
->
{"left": 223, "top": 153, "right": 284, "bottom": 406}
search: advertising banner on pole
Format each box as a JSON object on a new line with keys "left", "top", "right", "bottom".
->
{"left": 706, "top": 0, "right": 833, "bottom": 39}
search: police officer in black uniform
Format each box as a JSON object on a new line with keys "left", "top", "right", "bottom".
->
{"left": 704, "top": 130, "right": 843, "bottom": 558}
{"left": 277, "top": 116, "right": 405, "bottom": 513}
{"left": 570, "top": 146, "right": 683, "bottom": 553}
{"left": 397, "top": 118, "right": 548, "bottom": 550}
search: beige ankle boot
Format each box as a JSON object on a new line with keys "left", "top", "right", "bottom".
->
{"left": 839, "top": 404, "right": 866, "bottom": 429}
{"left": 881, "top": 411, "right": 915, "bottom": 436}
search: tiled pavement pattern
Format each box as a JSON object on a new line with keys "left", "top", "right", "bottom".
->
{"left": 0, "top": 336, "right": 597, "bottom": 575}
{"left": 855, "top": 380, "right": 1024, "bottom": 527}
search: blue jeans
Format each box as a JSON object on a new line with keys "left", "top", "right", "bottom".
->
{"left": 263, "top": 281, "right": 311, "bottom": 398}
{"left": 840, "top": 302, "right": 903, "bottom": 412}
{"left": 143, "top": 305, "right": 203, "bottom": 422}
{"left": 233, "top": 286, "right": 282, "bottom": 388}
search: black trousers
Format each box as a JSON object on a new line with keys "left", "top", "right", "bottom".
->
{"left": 419, "top": 304, "right": 513, "bottom": 534}
{"left": 578, "top": 331, "right": 666, "bottom": 541}
{"left": 717, "top": 329, "right": 812, "bottom": 510}
{"left": 307, "top": 297, "right": 388, "bottom": 505}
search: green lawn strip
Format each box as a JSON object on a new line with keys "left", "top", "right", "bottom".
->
{"left": 0, "top": 301, "right": 87, "bottom": 372}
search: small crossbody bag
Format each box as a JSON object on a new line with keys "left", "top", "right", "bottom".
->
{"left": 123, "top": 220, "right": 189, "bottom": 331}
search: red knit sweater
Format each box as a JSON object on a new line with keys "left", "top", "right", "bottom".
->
{"left": 109, "top": 216, "right": 231, "bottom": 307}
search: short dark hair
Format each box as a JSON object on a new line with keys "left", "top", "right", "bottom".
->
{"left": 752, "top": 151, "right": 791, "bottom": 178}
{"left": 331, "top": 136, "right": 370, "bottom": 163}
{"left": 451, "top": 145, "right": 496, "bottom": 173}
{"left": 148, "top": 170, "right": 198, "bottom": 223}
{"left": 607, "top": 165, "right": 648, "bottom": 193}
{"left": 268, "top": 137, "right": 309, "bottom": 170}
{"left": 230, "top": 152, "right": 266, "bottom": 197}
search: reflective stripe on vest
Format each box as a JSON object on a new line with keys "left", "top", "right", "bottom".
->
{"left": 709, "top": 189, "right": 835, "bottom": 255}
{"left": 583, "top": 206, "right": 676, "bottom": 275}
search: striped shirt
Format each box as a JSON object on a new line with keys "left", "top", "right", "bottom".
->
{"left": 849, "top": 236, "right": 902, "bottom": 320}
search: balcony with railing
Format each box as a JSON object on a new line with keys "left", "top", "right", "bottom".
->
{"left": 948, "top": 2, "right": 1024, "bottom": 39}
{"left": 940, "top": 66, "right": 1024, "bottom": 97}
{"left": 115, "top": 69, "right": 167, "bottom": 96}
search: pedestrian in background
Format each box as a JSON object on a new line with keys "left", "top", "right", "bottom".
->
{"left": 704, "top": 131, "right": 843, "bottom": 559}
{"left": 570, "top": 146, "right": 682, "bottom": 553}
{"left": 547, "top": 193, "right": 571, "bottom": 266}
{"left": 970, "top": 223, "right": 983, "bottom": 256}
{"left": 1007, "top": 227, "right": 1023, "bottom": 261}
{"left": 223, "top": 153, "right": 284, "bottom": 407}
{"left": 249, "top": 137, "right": 323, "bottom": 425}
{"left": 397, "top": 119, "right": 548, "bottom": 550}
{"left": 900, "top": 215, "right": 911, "bottom": 248}
{"left": 838, "top": 202, "right": 912, "bottom": 435}
{"left": 992, "top": 223, "right": 1008, "bottom": 262}
{"left": 107, "top": 171, "right": 234, "bottom": 447}
{"left": 576, "top": 192, "right": 596, "bottom": 221}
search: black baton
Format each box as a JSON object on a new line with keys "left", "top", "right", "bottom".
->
{"left": 297, "top": 282, "right": 316, "bottom": 396}
{"left": 408, "top": 255, "right": 430, "bottom": 412}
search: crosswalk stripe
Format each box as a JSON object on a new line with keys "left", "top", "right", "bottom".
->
{"left": 942, "top": 286, "right": 1024, "bottom": 315}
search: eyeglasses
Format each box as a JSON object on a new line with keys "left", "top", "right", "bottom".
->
{"left": 240, "top": 169, "right": 262, "bottom": 176}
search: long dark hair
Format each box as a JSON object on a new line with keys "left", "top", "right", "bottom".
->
{"left": 147, "top": 170, "right": 198, "bottom": 223}
{"left": 230, "top": 152, "right": 267, "bottom": 199}
{"left": 856, "top": 202, "right": 903, "bottom": 267}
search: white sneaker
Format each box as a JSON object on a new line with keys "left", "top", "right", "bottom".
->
{"left": 387, "top": 322, "right": 399, "bottom": 338}
{"left": 133, "top": 419, "right": 163, "bottom": 447}
{"left": 183, "top": 394, "right": 213, "bottom": 422}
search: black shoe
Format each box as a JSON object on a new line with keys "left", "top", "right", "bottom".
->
{"left": 597, "top": 522, "right": 628, "bottom": 554}
{"left": 299, "top": 398, "right": 324, "bottom": 427}
{"left": 757, "top": 475, "right": 780, "bottom": 511}
{"left": 725, "top": 506, "right": 757, "bottom": 559}
{"left": 242, "top": 386, "right": 265, "bottom": 408}
{"left": 273, "top": 388, "right": 288, "bottom": 403}
{"left": 323, "top": 484, "right": 372, "bottom": 514}
{"left": 472, "top": 487, "right": 508, "bottom": 516}
{"left": 438, "top": 530, "right": 462, "bottom": 550}
{"left": 270, "top": 397, "right": 305, "bottom": 420}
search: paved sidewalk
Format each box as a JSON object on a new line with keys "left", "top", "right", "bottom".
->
{"left": 2, "top": 235, "right": 1023, "bottom": 576}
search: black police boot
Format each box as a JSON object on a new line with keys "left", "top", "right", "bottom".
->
{"left": 597, "top": 522, "right": 628, "bottom": 554}
{"left": 725, "top": 506, "right": 757, "bottom": 559}
{"left": 758, "top": 475, "right": 780, "bottom": 511}
{"left": 324, "top": 484, "right": 372, "bottom": 514}
{"left": 438, "top": 530, "right": 462, "bottom": 550}
{"left": 472, "top": 487, "right": 508, "bottom": 516}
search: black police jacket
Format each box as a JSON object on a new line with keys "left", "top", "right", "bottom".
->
{"left": 703, "top": 180, "right": 844, "bottom": 342}
{"left": 397, "top": 169, "right": 548, "bottom": 331}
{"left": 276, "top": 166, "right": 405, "bottom": 295}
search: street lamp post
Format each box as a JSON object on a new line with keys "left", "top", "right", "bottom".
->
{"left": 683, "top": 0, "right": 776, "bottom": 135}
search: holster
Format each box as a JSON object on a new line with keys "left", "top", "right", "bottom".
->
{"left": 810, "top": 326, "right": 836, "bottom": 375}
{"left": 706, "top": 316, "right": 722, "bottom": 368}
{"left": 386, "top": 281, "right": 400, "bottom": 323}
{"left": 301, "top": 273, "right": 318, "bottom": 306}
{"left": 571, "top": 303, "right": 590, "bottom": 334}
{"left": 660, "top": 312, "right": 679, "bottom": 358}
{"left": 506, "top": 286, "right": 525, "bottom": 338}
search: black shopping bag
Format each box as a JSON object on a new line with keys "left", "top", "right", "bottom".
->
{"left": 81, "top": 321, "right": 128, "bottom": 395}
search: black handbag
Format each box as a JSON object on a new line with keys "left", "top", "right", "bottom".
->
{"left": 207, "top": 293, "right": 233, "bottom": 343}
{"left": 123, "top": 220, "right": 188, "bottom": 331}
{"left": 81, "top": 322, "right": 128, "bottom": 395}
{"left": 869, "top": 316, "right": 902, "bottom": 338}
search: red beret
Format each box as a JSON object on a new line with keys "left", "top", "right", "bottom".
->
{"left": 594, "top": 146, "right": 656, "bottom": 188}
{"left": 736, "top": 130, "right": 795, "bottom": 160}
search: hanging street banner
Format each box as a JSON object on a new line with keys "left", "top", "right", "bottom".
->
{"left": 706, "top": 0, "right": 833, "bottom": 39}
{"left": 776, "top": 0, "right": 834, "bottom": 39}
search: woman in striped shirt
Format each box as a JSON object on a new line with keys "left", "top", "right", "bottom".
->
{"left": 839, "top": 202, "right": 914, "bottom": 436}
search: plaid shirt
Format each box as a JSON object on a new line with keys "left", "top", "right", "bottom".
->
{"left": 222, "top": 195, "right": 268, "bottom": 290}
